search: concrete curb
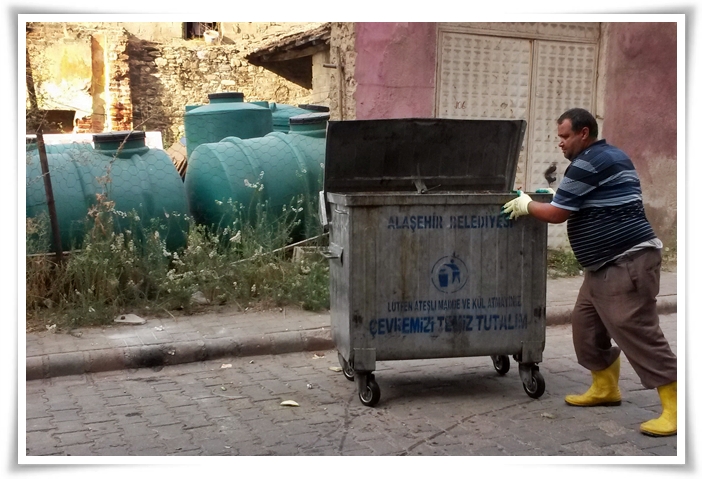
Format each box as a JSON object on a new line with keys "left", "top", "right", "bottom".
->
{"left": 26, "top": 298, "right": 676, "bottom": 380}
{"left": 26, "top": 327, "right": 335, "bottom": 381}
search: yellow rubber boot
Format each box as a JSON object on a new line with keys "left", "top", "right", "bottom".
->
{"left": 565, "top": 356, "right": 622, "bottom": 407}
{"left": 640, "top": 381, "right": 677, "bottom": 437}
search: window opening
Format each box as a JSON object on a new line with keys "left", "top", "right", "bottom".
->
{"left": 183, "top": 22, "right": 219, "bottom": 40}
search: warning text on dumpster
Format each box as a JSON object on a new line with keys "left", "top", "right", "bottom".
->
{"left": 369, "top": 295, "right": 527, "bottom": 338}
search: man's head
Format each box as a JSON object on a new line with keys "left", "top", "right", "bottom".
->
{"left": 557, "top": 108, "right": 598, "bottom": 160}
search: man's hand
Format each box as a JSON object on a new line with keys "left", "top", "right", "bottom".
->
{"left": 502, "top": 191, "right": 533, "bottom": 220}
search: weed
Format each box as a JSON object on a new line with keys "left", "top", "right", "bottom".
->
{"left": 547, "top": 247, "right": 582, "bottom": 278}
{"left": 25, "top": 191, "right": 331, "bottom": 331}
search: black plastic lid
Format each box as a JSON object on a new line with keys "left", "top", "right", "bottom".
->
{"left": 289, "top": 112, "right": 330, "bottom": 125}
{"left": 298, "top": 104, "right": 330, "bottom": 112}
{"left": 93, "top": 131, "right": 146, "bottom": 143}
{"left": 324, "top": 118, "right": 526, "bottom": 194}
{"left": 208, "top": 92, "right": 244, "bottom": 100}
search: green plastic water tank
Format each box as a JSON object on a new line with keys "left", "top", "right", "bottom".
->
{"left": 289, "top": 112, "right": 330, "bottom": 139}
{"left": 25, "top": 131, "right": 189, "bottom": 252}
{"left": 26, "top": 139, "right": 95, "bottom": 156}
{"left": 269, "top": 102, "right": 310, "bottom": 133}
{"left": 184, "top": 113, "right": 329, "bottom": 239}
{"left": 268, "top": 103, "right": 330, "bottom": 133}
{"left": 298, "top": 104, "right": 330, "bottom": 113}
{"left": 183, "top": 92, "right": 273, "bottom": 159}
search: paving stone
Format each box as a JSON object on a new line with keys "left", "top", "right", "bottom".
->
{"left": 26, "top": 416, "right": 57, "bottom": 433}
{"left": 52, "top": 420, "right": 90, "bottom": 434}
{"left": 145, "top": 414, "right": 181, "bottom": 427}
{"left": 119, "top": 422, "right": 159, "bottom": 438}
{"left": 49, "top": 409, "right": 82, "bottom": 423}
{"left": 47, "top": 401, "right": 79, "bottom": 412}
{"left": 564, "top": 439, "right": 618, "bottom": 455}
{"left": 24, "top": 315, "right": 679, "bottom": 458}
{"left": 54, "top": 431, "right": 93, "bottom": 447}
{"left": 151, "top": 423, "right": 190, "bottom": 440}
{"left": 180, "top": 413, "right": 213, "bottom": 429}
{"left": 62, "top": 443, "right": 96, "bottom": 456}
{"left": 90, "top": 445, "right": 131, "bottom": 455}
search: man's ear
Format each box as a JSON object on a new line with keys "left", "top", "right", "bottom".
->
{"left": 579, "top": 126, "right": 590, "bottom": 140}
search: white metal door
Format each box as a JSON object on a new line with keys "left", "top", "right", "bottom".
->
{"left": 436, "top": 32, "right": 532, "bottom": 191}
{"left": 436, "top": 24, "right": 599, "bottom": 248}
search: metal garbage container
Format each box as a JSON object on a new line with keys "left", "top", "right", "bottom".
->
{"left": 320, "top": 118, "right": 549, "bottom": 407}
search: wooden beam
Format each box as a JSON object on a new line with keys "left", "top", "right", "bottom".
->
{"left": 249, "top": 43, "right": 327, "bottom": 64}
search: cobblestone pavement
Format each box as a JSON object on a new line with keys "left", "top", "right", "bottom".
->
{"left": 24, "top": 314, "right": 679, "bottom": 459}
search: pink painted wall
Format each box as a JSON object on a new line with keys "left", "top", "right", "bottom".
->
{"left": 353, "top": 23, "right": 437, "bottom": 119}
{"left": 601, "top": 22, "right": 677, "bottom": 243}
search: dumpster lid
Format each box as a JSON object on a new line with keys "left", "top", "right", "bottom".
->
{"left": 323, "top": 118, "right": 526, "bottom": 194}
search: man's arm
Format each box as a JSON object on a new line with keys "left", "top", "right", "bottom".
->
{"left": 502, "top": 191, "right": 572, "bottom": 224}
{"left": 527, "top": 201, "right": 571, "bottom": 224}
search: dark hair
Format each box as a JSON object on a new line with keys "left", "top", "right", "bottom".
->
{"left": 557, "top": 108, "right": 598, "bottom": 138}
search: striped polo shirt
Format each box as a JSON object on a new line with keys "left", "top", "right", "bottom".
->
{"left": 552, "top": 139, "right": 657, "bottom": 269}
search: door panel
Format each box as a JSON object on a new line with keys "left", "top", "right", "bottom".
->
{"left": 436, "top": 27, "right": 599, "bottom": 248}
{"left": 437, "top": 32, "right": 532, "bottom": 190}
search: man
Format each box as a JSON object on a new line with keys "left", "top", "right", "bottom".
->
{"left": 502, "top": 108, "right": 677, "bottom": 437}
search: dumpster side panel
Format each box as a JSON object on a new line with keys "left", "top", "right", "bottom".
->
{"left": 329, "top": 203, "right": 352, "bottom": 360}
{"left": 335, "top": 195, "right": 547, "bottom": 363}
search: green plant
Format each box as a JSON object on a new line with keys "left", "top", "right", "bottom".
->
{"left": 661, "top": 228, "right": 677, "bottom": 272}
{"left": 547, "top": 247, "right": 582, "bottom": 278}
{"left": 26, "top": 188, "right": 331, "bottom": 331}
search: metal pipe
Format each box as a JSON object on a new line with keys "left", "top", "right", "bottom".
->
{"left": 36, "top": 129, "right": 64, "bottom": 263}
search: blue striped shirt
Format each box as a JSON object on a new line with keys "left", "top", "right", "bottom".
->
{"left": 552, "top": 140, "right": 657, "bottom": 268}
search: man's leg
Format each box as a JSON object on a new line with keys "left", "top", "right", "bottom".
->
{"left": 589, "top": 248, "right": 677, "bottom": 436}
{"left": 565, "top": 273, "right": 622, "bottom": 406}
{"left": 590, "top": 249, "right": 676, "bottom": 388}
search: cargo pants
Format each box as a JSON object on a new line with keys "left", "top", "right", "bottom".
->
{"left": 571, "top": 247, "right": 677, "bottom": 389}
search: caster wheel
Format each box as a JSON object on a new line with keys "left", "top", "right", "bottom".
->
{"left": 338, "top": 352, "right": 355, "bottom": 381}
{"left": 523, "top": 369, "right": 546, "bottom": 399}
{"left": 491, "top": 355, "right": 510, "bottom": 375}
{"left": 359, "top": 375, "right": 381, "bottom": 407}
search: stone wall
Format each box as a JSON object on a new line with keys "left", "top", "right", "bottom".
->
{"left": 329, "top": 23, "right": 357, "bottom": 120}
{"left": 26, "top": 22, "right": 323, "bottom": 148}
{"left": 126, "top": 36, "right": 314, "bottom": 148}
{"left": 26, "top": 22, "right": 131, "bottom": 134}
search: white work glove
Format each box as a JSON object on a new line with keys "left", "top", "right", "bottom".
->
{"left": 502, "top": 191, "right": 533, "bottom": 220}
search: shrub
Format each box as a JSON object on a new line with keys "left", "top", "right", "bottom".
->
{"left": 25, "top": 192, "right": 330, "bottom": 331}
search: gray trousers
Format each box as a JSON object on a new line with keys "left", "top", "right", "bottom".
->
{"left": 571, "top": 248, "right": 677, "bottom": 389}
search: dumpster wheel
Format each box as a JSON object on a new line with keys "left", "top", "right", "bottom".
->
{"left": 338, "top": 352, "right": 355, "bottom": 382}
{"left": 491, "top": 355, "right": 511, "bottom": 375}
{"left": 522, "top": 369, "right": 546, "bottom": 399}
{"left": 358, "top": 374, "right": 381, "bottom": 407}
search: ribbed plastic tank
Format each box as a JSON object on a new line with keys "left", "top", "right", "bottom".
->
{"left": 298, "top": 104, "right": 330, "bottom": 112}
{"left": 25, "top": 131, "right": 189, "bottom": 252}
{"left": 268, "top": 103, "right": 331, "bottom": 132}
{"left": 26, "top": 138, "right": 95, "bottom": 156}
{"left": 269, "top": 102, "right": 311, "bottom": 133}
{"left": 183, "top": 92, "right": 273, "bottom": 158}
{"left": 289, "top": 112, "right": 330, "bottom": 138}
{"left": 184, "top": 113, "right": 329, "bottom": 239}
